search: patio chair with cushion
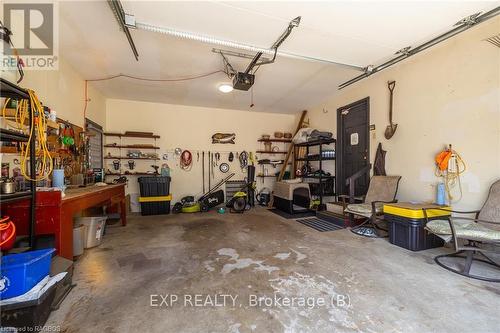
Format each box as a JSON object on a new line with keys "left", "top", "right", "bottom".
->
{"left": 423, "top": 179, "right": 500, "bottom": 282}
{"left": 341, "top": 175, "right": 402, "bottom": 237}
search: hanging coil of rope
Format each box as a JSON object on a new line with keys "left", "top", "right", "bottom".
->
{"left": 180, "top": 150, "right": 193, "bottom": 171}
{"left": 1, "top": 90, "right": 53, "bottom": 181}
{"left": 435, "top": 145, "right": 466, "bottom": 202}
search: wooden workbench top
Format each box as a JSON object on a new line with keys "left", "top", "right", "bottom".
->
{"left": 63, "top": 183, "right": 125, "bottom": 202}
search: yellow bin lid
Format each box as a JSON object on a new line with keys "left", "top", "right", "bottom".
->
{"left": 383, "top": 202, "right": 451, "bottom": 219}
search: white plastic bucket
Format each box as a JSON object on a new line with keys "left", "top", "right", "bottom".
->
{"left": 73, "top": 224, "right": 86, "bottom": 256}
{"left": 130, "top": 193, "right": 141, "bottom": 213}
{"left": 75, "top": 216, "right": 107, "bottom": 248}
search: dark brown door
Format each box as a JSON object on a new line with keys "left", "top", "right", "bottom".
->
{"left": 336, "top": 97, "right": 370, "bottom": 197}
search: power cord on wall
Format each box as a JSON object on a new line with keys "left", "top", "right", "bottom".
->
{"left": 2, "top": 91, "right": 53, "bottom": 181}
{"left": 82, "top": 70, "right": 225, "bottom": 126}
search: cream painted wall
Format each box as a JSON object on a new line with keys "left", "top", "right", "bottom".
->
{"left": 20, "top": 59, "right": 105, "bottom": 128}
{"left": 308, "top": 17, "right": 500, "bottom": 210}
{"left": 105, "top": 99, "right": 296, "bottom": 201}
{"left": 1, "top": 59, "right": 106, "bottom": 128}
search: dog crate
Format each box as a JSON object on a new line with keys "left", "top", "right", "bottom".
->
{"left": 273, "top": 182, "right": 311, "bottom": 214}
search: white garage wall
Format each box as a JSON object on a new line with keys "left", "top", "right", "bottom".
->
{"left": 105, "top": 99, "right": 297, "bottom": 201}
{"left": 308, "top": 17, "right": 500, "bottom": 210}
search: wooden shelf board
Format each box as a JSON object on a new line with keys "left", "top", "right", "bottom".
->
{"left": 256, "top": 150, "right": 287, "bottom": 154}
{"left": 258, "top": 138, "right": 292, "bottom": 143}
{"left": 3, "top": 116, "right": 58, "bottom": 129}
{"left": 104, "top": 132, "right": 160, "bottom": 139}
{"left": 105, "top": 172, "right": 158, "bottom": 176}
{"left": 104, "top": 144, "right": 160, "bottom": 149}
{"left": 104, "top": 156, "right": 160, "bottom": 160}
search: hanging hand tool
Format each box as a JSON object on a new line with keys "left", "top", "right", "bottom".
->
{"left": 215, "top": 152, "right": 220, "bottom": 166}
{"left": 151, "top": 165, "right": 159, "bottom": 175}
{"left": 212, "top": 153, "right": 215, "bottom": 179}
{"left": 202, "top": 151, "right": 205, "bottom": 193}
{"left": 384, "top": 81, "right": 398, "bottom": 139}
{"left": 208, "top": 151, "right": 211, "bottom": 191}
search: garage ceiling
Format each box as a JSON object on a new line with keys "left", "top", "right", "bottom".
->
{"left": 59, "top": 1, "right": 497, "bottom": 114}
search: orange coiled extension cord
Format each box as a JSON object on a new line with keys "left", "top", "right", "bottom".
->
{"left": 0, "top": 216, "right": 16, "bottom": 250}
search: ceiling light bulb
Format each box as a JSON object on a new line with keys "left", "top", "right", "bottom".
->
{"left": 218, "top": 84, "right": 233, "bottom": 93}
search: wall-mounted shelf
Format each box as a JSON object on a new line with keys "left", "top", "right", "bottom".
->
{"left": 104, "top": 144, "right": 160, "bottom": 149}
{"left": 256, "top": 150, "right": 287, "bottom": 154}
{"left": 106, "top": 172, "right": 157, "bottom": 176}
{"left": 258, "top": 162, "right": 291, "bottom": 166}
{"left": 103, "top": 131, "right": 160, "bottom": 177}
{"left": 104, "top": 156, "right": 160, "bottom": 160}
{"left": 104, "top": 132, "right": 160, "bottom": 139}
{"left": 2, "top": 115, "right": 58, "bottom": 130}
{"left": 256, "top": 136, "right": 293, "bottom": 184}
{"left": 257, "top": 138, "right": 292, "bottom": 143}
{"left": 303, "top": 175, "right": 335, "bottom": 180}
{"left": 296, "top": 156, "right": 336, "bottom": 162}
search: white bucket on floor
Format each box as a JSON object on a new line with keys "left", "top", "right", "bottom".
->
{"left": 75, "top": 216, "right": 107, "bottom": 248}
{"left": 73, "top": 224, "right": 86, "bottom": 256}
{"left": 130, "top": 193, "right": 141, "bottom": 213}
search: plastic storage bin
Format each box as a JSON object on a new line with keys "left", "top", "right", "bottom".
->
{"left": 75, "top": 216, "right": 107, "bottom": 248}
{"left": 138, "top": 176, "right": 170, "bottom": 196}
{"left": 73, "top": 224, "right": 86, "bottom": 256}
{"left": 384, "top": 203, "right": 450, "bottom": 251}
{"left": 0, "top": 248, "right": 55, "bottom": 299}
{"left": 138, "top": 177, "right": 171, "bottom": 216}
{"left": 140, "top": 200, "right": 171, "bottom": 216}
{"left": 0, "top": 282, "right": 57, "bottom": 329}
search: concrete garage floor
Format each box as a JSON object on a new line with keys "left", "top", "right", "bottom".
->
{"left": 47, "top": 208, "right": 500, "bottom": 333}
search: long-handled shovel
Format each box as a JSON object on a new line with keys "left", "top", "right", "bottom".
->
{"left": 384, "top": 81, "right": 398, "bottom": 139}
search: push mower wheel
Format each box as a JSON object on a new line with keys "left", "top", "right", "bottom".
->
{"left": 232, "top": 197, "right": 247, "bottom": 213}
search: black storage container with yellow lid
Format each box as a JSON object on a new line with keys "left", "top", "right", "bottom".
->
{"left": 384, "top": 203, "right": 450, "bottom": 251}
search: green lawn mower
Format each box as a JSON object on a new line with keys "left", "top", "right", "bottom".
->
{"left": 172, "top": 173, "right": 235, "bottom": 214}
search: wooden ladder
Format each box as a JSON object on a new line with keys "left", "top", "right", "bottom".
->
{"left": 277, "top": 110, "right": 308, "bottom": 181}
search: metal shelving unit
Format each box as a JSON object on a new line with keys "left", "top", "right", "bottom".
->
{"left": 0, "top": 78, "right": 37, "bottom": 248}
{"left": 294, "top": 138, "right": 336, "bottom": 210}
